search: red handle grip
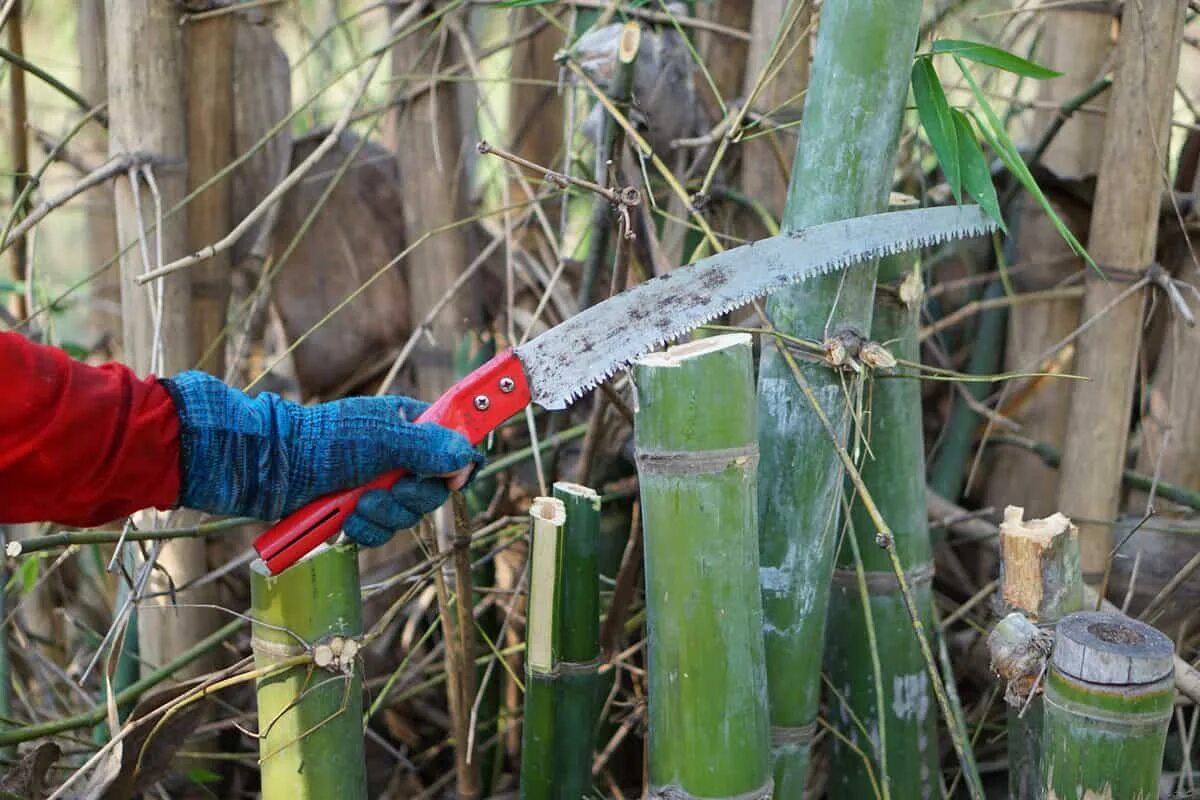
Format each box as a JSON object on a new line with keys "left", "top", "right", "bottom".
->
{"left": 253, "top": 349, "right": 530, "bottom": 574}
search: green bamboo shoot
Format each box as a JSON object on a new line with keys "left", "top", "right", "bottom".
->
{"left": 251, "top": 545, "right": 366, "bottom": 800}
{"left": 634, "top": 333, "right": 771, "bottom": 799}
{"left": 1042, "top": 611, "right": 1175, "bottom": 799}
{"left": 826, "top": 248, "right": 939, "bottom": 798}
{"left": 755, "top": 1, "right": 924, "bottom": 791}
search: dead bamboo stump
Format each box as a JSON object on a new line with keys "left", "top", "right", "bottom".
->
{"left": 993, "top": 506, "right": 1083, "bottom": 800}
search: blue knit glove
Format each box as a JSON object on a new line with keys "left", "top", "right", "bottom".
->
{"left": 162, "top": 371, "right": 483, "bottom": 547}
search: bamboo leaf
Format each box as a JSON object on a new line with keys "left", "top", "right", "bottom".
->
{"left": 912, "top": 59, "right": 961, "bottom": 202}
{"left": 951, "top": 110, "right": 1004, "bottom": 232}
{"left": 955, "top": 56, "right": 1097, "bottom": 271}
{"left": 929, "top": 39, "right": 1061, "bottom": 79}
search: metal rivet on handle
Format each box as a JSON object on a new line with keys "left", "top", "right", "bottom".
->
{"left": 499, "top": 377, "right": 515, "bottom": 393}
{"left": 474, "top": 395, "right": 490, "bottom": 411}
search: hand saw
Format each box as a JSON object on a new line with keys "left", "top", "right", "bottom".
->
{"left": 254, "top": 204, "right": 997, "bottom": 574}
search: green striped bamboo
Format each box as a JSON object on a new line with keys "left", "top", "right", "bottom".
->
{"left": 754, "top": 1, "right": 924, "bottom": 791}
{"left": 1042, "top": 611, "right": 1175, "bottom": 799}
{"left": 250, "top": 545, "right": 366, "bottom": 800}
{"left": 521, "top": 496, "right": 566, "bottom": 800}
{"left": 826, "top": 247, "right": 939, "bottom": 798}
{"left": 634, "top": 333, "right": 771, "bottom": 799}
{"left": 552, "top": 482, "right": 601, "bottom": 799}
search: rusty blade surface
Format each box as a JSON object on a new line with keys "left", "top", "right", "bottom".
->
{"left": 514, "top": 204, "right": 997, "bottom": 410}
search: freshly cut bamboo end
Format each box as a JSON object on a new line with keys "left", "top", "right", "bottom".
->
{"left": 618, "top": 21, "right": 641, "bottom": 63}
{"left": 5, "top": 541, "right": 21, "bottom": 558}
{"left": 529, "top": 496, "right": 567, "bottom": 526}
{"left": 1000, "top": 505, "right": 1081, "bottom": 622}
{"left": 552, "top": 481, "right": 600, "bottom": 505}
{"left": 635, "top": 332, "right": 751, "bottom": 368}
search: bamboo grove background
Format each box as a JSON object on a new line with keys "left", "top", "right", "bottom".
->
{"left": 3, "top": 0, "right": 1200, "bottom": 797}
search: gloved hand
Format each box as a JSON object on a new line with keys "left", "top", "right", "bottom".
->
{"left": 161, "top": 371, "right": 484, "bottom": 547}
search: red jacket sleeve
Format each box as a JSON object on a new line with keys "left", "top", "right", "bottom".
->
{"left": 0, "top": 332, "right": 182, "bottom": 527}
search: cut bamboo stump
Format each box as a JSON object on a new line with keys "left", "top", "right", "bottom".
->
{"left": 635, "top": 333, "right": 771, "bottom": 799}
{"left": 1042, "top": 611, "right": 1175, "bottom": 799}
{"left": 826, "top": 246, "right": 939, "bottom": 798}
{"left": 994, "top": 506, "right": 1083, "bottom": 800}
{"left": 251, "top": 545, "right": 366, "bottom": 799}
{"left": 552, "top": 482, "right": 601, "bottom": 799}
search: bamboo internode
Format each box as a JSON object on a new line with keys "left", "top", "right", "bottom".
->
{"left": 250, "top": 545, "right": 367, "bottom": 799}
{"left": 752, "top": 1, "right": 925, "bottom": 792}
{"left": 1041, "top": 611, "right": 1175, "bottom": 798}
{"left": 635, "top": 334, "right": 771, "bottom": 799}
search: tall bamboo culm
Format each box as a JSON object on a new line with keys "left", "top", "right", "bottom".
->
{"left": 825, "top": 246, "right": 938, "bottom": 798}
{"left": 1042, "top": 611, "right": 1174, "bottom": 798}
{"left": 250, "top": 545, "right": 366, "bottom": 799}
{"left": 754, "top": 1, "right": 924, "bottom": 792}
{"left": 634, "top": 333, "right": 771, "bottom": 799}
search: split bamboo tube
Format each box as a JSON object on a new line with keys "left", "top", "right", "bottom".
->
{"left": 634, "top": 333, "right": 771, "bottom": 799}
{"left": 250, "top": 544, "right": 366, "bottom": 799}
{"left": 521, "top": 496, "right": 566, "bottom": 800}
{"left": 1041, "top": 611, "right": 1174, "bottom": 798}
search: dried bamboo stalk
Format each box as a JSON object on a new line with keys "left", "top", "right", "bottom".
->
{"left": 1057, "top": 0, "right": 1187, "bottom": 577}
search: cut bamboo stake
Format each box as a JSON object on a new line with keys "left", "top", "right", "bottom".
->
{"left": 385, "top": 0, "right": 477, "bottom": 397}
{"left": 106, "top": 0, "right": 219, "bottom": 681}
{"left": 78, "top": 0, "right": 121, "bottom": 348}
{"left": 738, "top": 0, "right": 809, "bottom": 223}
{"left": 1041, "top": 611, "right": 1175, "bottom": 798}
{"left": 250, "top": 545, "right": 367, "bottom": 799}
{"left": 552, "top": 482, "right": 601, "bottom": 799}
{"left": 520, "top": 496, "right": 566, "bottom": 800}
{"left": 827, "top": 246, "right": 938, "bottom": 798}
{"left": 984, "top": 8, "right": 1113, "bottom": 519}
{"left": 754, "top": 1, "right": 923, "bottom": 791}
{"left": 185, "top": 12, "right": 234, "bottom": 375}
{"left": 634, "top": 333, "right": 771, "bottom": 799}
{"left": 1057, "top": 0, "right": 1187, "bottom": 578}
{"left": 993, "top": 506, "right": 1083, "bottom": 800}
{"left": 6, "top": 0, "right": 28, "bottom": 320}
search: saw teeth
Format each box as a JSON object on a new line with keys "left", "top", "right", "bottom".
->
{"left": 553, "top": 218, "right": 996, "bottom": 405}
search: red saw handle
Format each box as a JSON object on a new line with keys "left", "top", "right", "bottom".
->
{"left": 253, "top": 349, "right": 530, "bottom": 575}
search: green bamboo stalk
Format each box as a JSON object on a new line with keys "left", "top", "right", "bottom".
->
{"left": 634, "top": 333, "right": 771, "bottom": 799}
{"left": 250, "top": 545, "right": 366, "bottom": 800}
{"left": 578, "top": 21, "right": 639, "bottom": 311}
{"left": 826, "top": 248, "right": 939, "bottom": 798}
{"left": 521, "top": 496, "right": 566, "bottom": 800}
{"left": 754, "top": 1, "right": 924, "bottom": 792}
{"left": 1042, "top": 611, "right": 1175, "bottom": 799}
{"left": 552, "top": 481, "right": 601, "bottom": 799}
